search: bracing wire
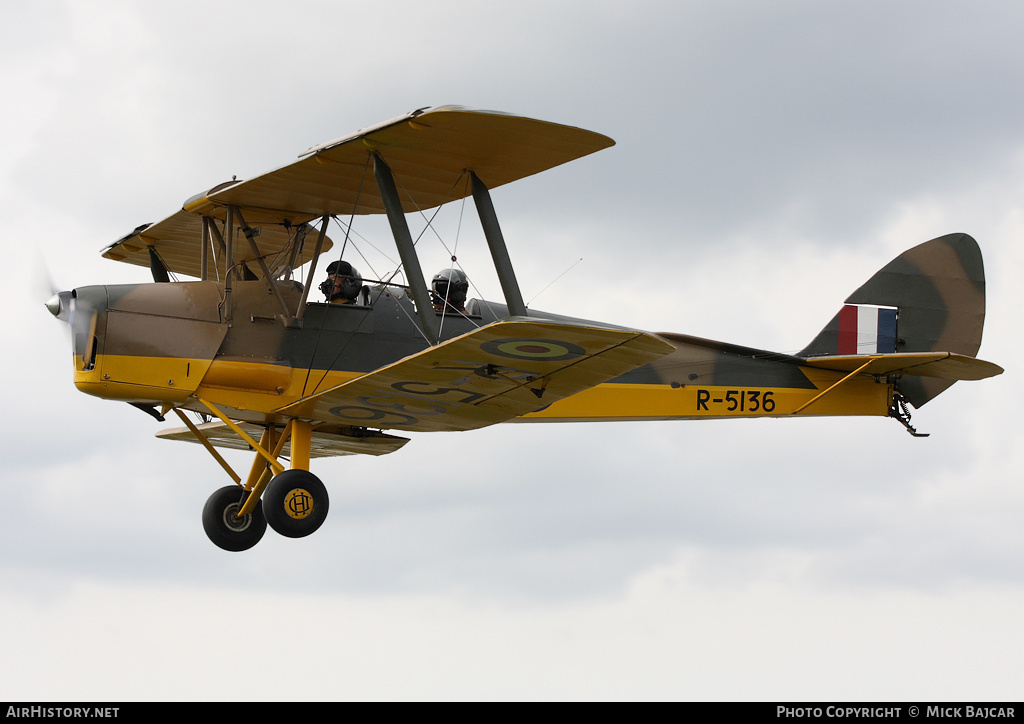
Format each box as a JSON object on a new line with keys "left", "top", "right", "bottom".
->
{"left": 526, "top": 257, "right": 584, "bottom": 307}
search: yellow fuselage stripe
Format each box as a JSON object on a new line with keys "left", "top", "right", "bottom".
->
{"left": 75, "top": 353, "right": 360, "bottom": 413}
{"left": 521, "top": 379, "right": 888, "bottom": 421}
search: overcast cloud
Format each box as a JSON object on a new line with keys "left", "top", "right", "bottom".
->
{"left": 1, "top": 0, "right": 1021, "bottom": 701}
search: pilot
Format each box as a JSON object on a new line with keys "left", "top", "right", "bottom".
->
{"left": 431, "top": 268, "right": 470, "bottom": 314}
{"left": 320, "top": 260, "right": 363, "bottom": 304}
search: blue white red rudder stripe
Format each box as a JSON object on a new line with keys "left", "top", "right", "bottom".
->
{"left": 837, "top": 304, "right": 898, "bottom": 354}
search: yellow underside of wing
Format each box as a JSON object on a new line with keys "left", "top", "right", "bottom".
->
{"left": 213, "top": 106, "right": 615, "bottom": 218}
{"left": 102, "top": 107, "right": 613, "bottom": 279}
{"left": 156, "top": 420, "right": 408, "bottom": 457}
{"left": 103, "top": 211, "right": 334, "bottom": 280}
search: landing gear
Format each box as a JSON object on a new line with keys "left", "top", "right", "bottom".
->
{"left": 184, "top": 408, "right": 328, "bottom": 549}
{"left": 263, "top": 469, "right": 330, "bottom": 538}
{"left": 202, "top": 485, "right": 267, "bottom": 552}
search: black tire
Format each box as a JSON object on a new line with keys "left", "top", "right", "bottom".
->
{"left": 263, "top": 470, "right": 329, "bottom": 539}
{"left": 202, "top": 485, "right": 267, "bottom": 552}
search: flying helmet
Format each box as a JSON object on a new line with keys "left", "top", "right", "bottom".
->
{"left": 431, "top": 268, "right": 469, "bottom": 310}
{"left": 324, "top": 260, "right": 362, "bottom": 300}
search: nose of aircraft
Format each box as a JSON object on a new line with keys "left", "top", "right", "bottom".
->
{"left": 45, "top": 290, "right": 74, "bottom": 322}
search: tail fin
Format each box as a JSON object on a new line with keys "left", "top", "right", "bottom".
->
{"left": 800, "top": 233, "right": 988, "bottom": 407}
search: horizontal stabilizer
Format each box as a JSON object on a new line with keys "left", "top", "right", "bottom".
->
{"left": 276, "top": 318, "right": 675, "bottom": 432}
{"left": 157, "top": 420, "right": 409, "bottom": 457}
{"left": 804, "top": 352, "right": 1003, "bottom": 381}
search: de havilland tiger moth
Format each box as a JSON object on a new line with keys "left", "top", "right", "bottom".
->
{"left": 45, "top": 106, "right": 1003, "bottom": 551}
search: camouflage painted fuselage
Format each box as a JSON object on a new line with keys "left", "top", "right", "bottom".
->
{"left": 67, "top": 233, "right": 996, "bottom": 431}
{"left": 69, "top": 281, "right": 889, "bottom": 430}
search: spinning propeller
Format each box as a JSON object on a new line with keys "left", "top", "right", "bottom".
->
{"left": 37, "top": 253, "right": 73, "bottom": 323}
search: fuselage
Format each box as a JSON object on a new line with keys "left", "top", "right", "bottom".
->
{"left": 68, "top": 280, "right": 892, "bottom": 428}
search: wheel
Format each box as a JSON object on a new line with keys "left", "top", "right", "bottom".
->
{"left": 263, "top": 469, "right": 329, "bottom": 539}
{"left": 202, "top": 485, "right": 267, "bottom": 552}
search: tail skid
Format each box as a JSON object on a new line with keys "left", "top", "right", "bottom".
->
{"left": 890, "top": 391, "right": 929, "bottom": 437}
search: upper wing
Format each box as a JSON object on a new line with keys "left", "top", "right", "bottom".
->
{"left": 102, "top": 209, "right": 333, "bottom": 280}
{"left": 102, "top": 106, "right": 613, "bottom": 278}
{"left": 276, "top": 318, "right": 674, "bottom": 432}
{"left": 804, "top": 352, "right": 1003, "bottom": 380}
{"left": 209, "top": 105, "right": 615, "bottom": 218}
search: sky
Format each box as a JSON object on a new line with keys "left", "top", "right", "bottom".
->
{"left": 2, "top": 0, "right": 1022, "bottom": 701}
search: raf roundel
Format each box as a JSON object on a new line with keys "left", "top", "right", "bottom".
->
{"left": 480, "top": 338, "right": 587, "bottom": 361}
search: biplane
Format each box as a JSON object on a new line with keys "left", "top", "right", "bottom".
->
{"left": 46, "top": 106, "right": 1003, "bottom": 551}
